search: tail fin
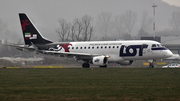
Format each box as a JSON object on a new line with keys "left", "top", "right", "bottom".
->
{"left": 19, "top": 13, "right": 52, "bottom": 45}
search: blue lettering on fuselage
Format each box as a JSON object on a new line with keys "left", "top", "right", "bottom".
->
{"left": 120, "top": 45, "right": 148, "bottom": 57}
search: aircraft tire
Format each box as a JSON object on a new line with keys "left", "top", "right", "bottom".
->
{"left": 149, "top": 65, "right": 154, "bottom": 68}
{"left": 99, "top": 65, "right": 107, "bottom": 68}
{"left": 82, "top": 63, "right": 90, "bottom": 68}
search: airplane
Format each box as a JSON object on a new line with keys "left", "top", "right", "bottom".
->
{"left": 11, "top": 13, "right": 173, "bottom": 68}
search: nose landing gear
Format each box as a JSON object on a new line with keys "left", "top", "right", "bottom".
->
{"left": 149, "top": 60, "right": 156, "bottom": 68}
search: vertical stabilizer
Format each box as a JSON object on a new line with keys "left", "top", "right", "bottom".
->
{"left": 19, "top": 13, "right": 52, "bottom": 45}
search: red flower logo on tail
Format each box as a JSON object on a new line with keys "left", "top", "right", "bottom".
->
{"left": 21, "top": 20, "right": 30, "bottom": 31}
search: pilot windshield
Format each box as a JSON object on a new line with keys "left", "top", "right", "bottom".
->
{"left": 157, "top": 44, "right": 162, "bottom": 47}
{"left": 152, "top": 44, "right": 162, "bottom": 48}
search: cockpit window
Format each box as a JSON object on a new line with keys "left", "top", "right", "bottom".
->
{"left": 152, "top": 44, "right": 156, "bottom": 48}
{"left": 152, "top": 44, "right": 162, "bottom": 48}
{"left": 157, "top": 44, "right": 162, "bottom": 47}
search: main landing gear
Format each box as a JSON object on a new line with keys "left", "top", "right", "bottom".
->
{"left": 82, "top": 59, "right": 107, "bottom": 68}
{"left": 82, "top": 63, "right": 108, "bottom": 68}
{"left": 99, "top": 65, "right": 107, "bottom": 68}
{"left": 82, "top": 63, "right": 90, "bottom": 68}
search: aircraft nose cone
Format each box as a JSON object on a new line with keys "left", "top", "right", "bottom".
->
{"left": 166, "top": 50, "right": 173, "bottom": 58}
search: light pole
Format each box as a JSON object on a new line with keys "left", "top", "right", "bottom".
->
{"left": 152, "top": 3, "right": 157, "bottom": 40}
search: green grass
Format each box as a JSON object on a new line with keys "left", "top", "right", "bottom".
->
{"left": 0, "top": 68, "right": 180, "bottom": 101}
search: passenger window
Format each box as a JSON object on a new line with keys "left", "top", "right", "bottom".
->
{"left": 72, "top": 47, "right": 74, "bottom": 49}
{"left": 80, "top": 47, "right": 82, "bottom": 49}
{"left": 97, "top": 46, "right": 99, "bottom": 49}
{"left": 92, "top": 47, "right": 94, "bottom": 49}
{"left": 105, "top": 46, "right": 107, "bottom": 49}
{"left": 109, "top": 46, "right": 111, "bottom": 48}
{"left": 113, "top": 46, "right": 115, "bottom": 48}
{"left": 76, "top": 47, "right": 78, "bottom": 49}
{"left": 84, "top": 47, "right": 86, "bottom": 49}
{"left": 101, "top": 46, "right": 103, "bottom": 49}
{"left": 88, "top": 47, "right": 90, "bottom": 49}
{"left": 152, "top": 44, "right": 156, "bottom": 48}
{"left": 117, "top": 46, "right": 119, "bottom": 48}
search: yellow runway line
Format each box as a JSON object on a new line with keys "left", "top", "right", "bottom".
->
{"left": 34, "top": 66, "right": 63, "bottom": 68}
{"left": 6, "top": 67, "right": 19, "bottom": 68}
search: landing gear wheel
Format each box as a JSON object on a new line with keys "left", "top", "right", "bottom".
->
{"left": 99, "top": 65, "right": 107, "bottom": 68}
{"left": 149, "top": 65, "right": 154, "bottom": 68}
{"left": 149, "top": 62, "right": 154, "bottom": 68}
{"left": 82, "top": 63, "right": 90, "bottom": 68}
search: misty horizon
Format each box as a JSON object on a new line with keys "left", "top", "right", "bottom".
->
{"left": 0, "top": 0, "right": 180, "bottom": 44}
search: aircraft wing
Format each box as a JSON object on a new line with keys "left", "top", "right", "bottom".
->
{"left": 5, "top": 44, "right": 35, "bottom": 52}
{"left": 7, "top": 44, "right": 106, "bottom": 60}
{"left": 40, "top": 50, "right": 102, "bottom": 60}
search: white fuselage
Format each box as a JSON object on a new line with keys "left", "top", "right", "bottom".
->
{"left": 53, "top": 40, "right": 173, "bottom": 63}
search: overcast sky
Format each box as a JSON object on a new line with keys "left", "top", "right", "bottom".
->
{"left": 0, "top": 0, "right": 180, "bottom": 42}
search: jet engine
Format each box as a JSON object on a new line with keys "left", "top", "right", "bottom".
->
{"left": 92, "top": 56, "right": 108, "bottom": 65}
{"left": 118, "top": 60, "right": 133, "bottom": 65}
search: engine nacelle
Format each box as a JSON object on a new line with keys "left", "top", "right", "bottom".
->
{"left": 118, "top": 60, "right": 133, "bottom": 65}
{"left": 92, "top": 56, "right": 108, "bottom": 65}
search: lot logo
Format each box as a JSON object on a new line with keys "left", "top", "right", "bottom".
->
{"left": 120, "top": 45, "right": 148, "bottom": 57}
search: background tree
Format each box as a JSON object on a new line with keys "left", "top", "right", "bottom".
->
{"left": 169, "top": 11, "right": 180, "bottom": 31}
{"left": 114, "top": 15, "right": 125, "bottom": 39}
{"left": 70, "top": 21, "right": 76, "bottom": 41}
{"left": 81, "top": 15, "right": 94, "bottom": 41}
{"left": 74, "top": 18, "right": 83, "bottom": 41}
{"left": 56, "top": 18, "right": 70, "bottom": 42}
{"left": 57, "top": 15, "right": 95, "bottom": 42}
{"left": 122, "top": 10, "right": 137, "bottom": 35}
{"left": 138, "top": 11, "right": 153, "bottom": 36}
{"left": 97, "top": 12, "right": 113, "bottom": 40}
